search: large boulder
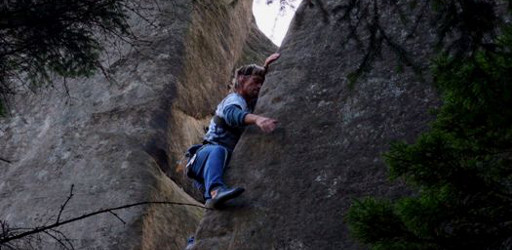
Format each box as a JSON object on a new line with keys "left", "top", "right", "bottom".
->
{"left": 192, "top": 1, "right": 440, "bottom": 249}
{"left": 0, "top": 0, "right": 273, "bottom": 249}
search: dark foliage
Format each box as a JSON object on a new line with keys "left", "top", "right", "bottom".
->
{"left": 332, "top": 0, "right": 428, "bottom": 86}
{"left": 346, "top": 1, "right": 512, "bottom": 249}
{"left": 0, "top": 0, "right": 132, "bottom": 115}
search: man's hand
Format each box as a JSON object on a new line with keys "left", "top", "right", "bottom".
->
{"left": 244, "top": 114, "right": 278, "bottom": 133}
{"left": 255, "top": 116, "right": 278, "bottom": 133}
{"left": 264, "top": 53, "right": 280, "bottom": 68}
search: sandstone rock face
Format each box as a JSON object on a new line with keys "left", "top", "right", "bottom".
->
{"left": 192, "top": 1, "right": 440, "bottom": 249}
{"left": 0, "top": 0, "right": 273, "bottom": 249}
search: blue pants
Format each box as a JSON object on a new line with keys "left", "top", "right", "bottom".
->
{"left": 191, "top": 144, "right": 230, "bottom": 200}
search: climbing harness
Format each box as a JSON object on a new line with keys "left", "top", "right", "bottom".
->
{"left": 185, "top": 144, "right": 203, "bottom": 179}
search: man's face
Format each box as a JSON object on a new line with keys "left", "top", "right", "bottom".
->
{"left": 239, "top": 75, "right": 264, "bottom": 99}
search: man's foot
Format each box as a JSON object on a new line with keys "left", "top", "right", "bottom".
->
{"left": 205, "top": 186, "right": 245, "bottom": 209}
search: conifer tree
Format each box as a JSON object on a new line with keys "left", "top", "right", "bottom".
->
{"left": 0, "top": 0, "right": 132, "bottom": 115}
{"left": 346, "top": 1, "right": 512, "bottom": 249}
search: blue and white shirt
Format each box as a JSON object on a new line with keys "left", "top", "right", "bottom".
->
{"left": 204, "top": 93, "right": 255, "bottom": 151}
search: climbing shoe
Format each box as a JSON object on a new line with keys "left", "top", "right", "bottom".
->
{"left": 205, "top": 186, "right": 245, "bottom": 209}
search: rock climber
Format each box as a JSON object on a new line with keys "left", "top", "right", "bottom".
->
{"left": 186, "top": 53, "right": 280, "bottom": 209}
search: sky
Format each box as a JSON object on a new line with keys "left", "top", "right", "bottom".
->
{"left": 252, "top": 0, "right": 303, "bottom": 46}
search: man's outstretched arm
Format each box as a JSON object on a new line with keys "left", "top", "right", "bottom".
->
{"left": 244, "top": 114, "right": 277, "bottom": 133}
{"left": 222, "top": 105, "right": 278, "bottom": 133}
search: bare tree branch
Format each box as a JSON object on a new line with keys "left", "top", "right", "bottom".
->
{"left": 108, "top": 211, "right": 126, "bottom": 225}
{"left": 56, "top": 185, "right": 74, "bottom": 224}
{"left": 0, "top": 157, "right": 11, "bottom": 164}
{"left": 49, "top": 228, "right": 75, "bottom": 250}
{"left": 42, "top": 230, "right": 74, "bottom": 250}
{"left": 0, "top": 200, "right": 206, "bottom": 245}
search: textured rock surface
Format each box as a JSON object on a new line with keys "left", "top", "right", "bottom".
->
{"left": 0, "top": 0, "right": 273, "bottom": 249}
{"left": 1, "top": 0, "right": 447, "bottom": 249}
{"left": 192, "top": 1, "right": 440, "bottom": 249}
{"left": 168, "top": 0, "right": 276, "bottom": 201}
